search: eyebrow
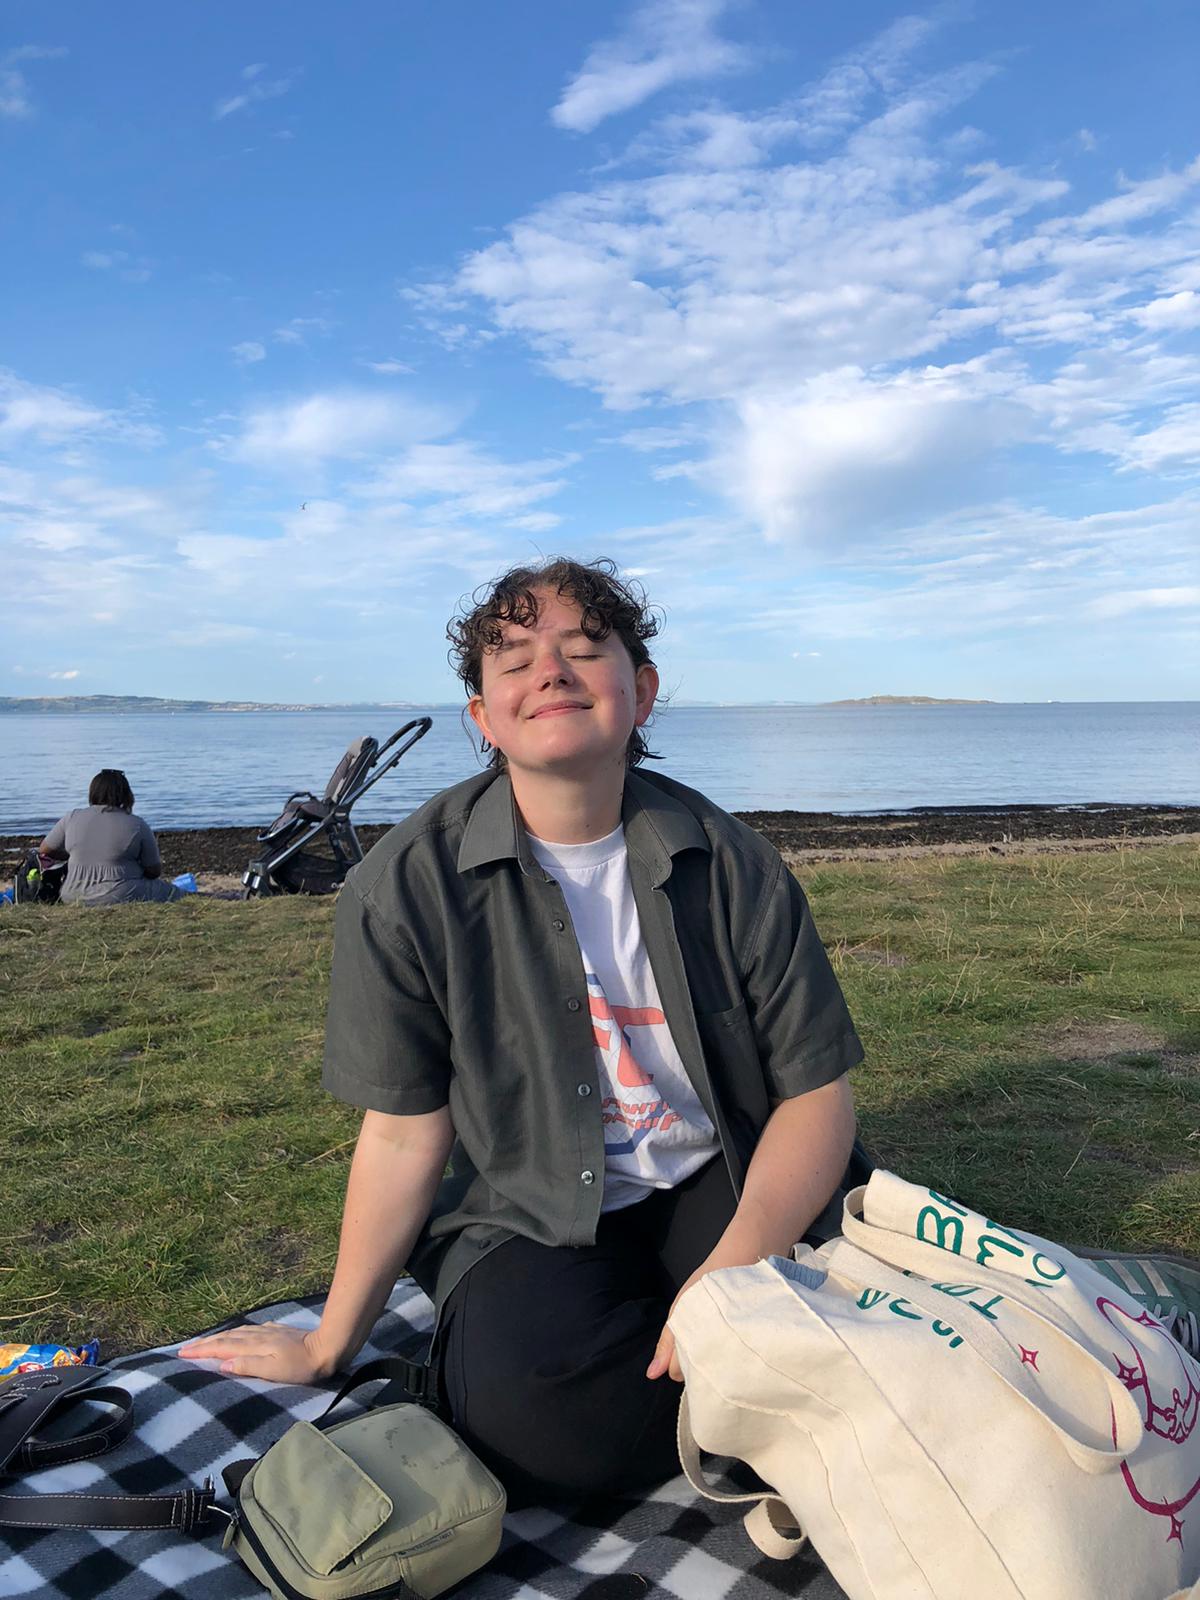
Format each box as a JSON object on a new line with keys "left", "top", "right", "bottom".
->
{"left": 493, "top": 626, "right": 590, "bottom": 655}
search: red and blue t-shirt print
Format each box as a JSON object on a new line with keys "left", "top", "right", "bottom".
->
{"left": 586, "top": 970, "right": 684, "bottom": 1155}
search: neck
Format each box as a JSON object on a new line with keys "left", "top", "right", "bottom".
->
{"left": 509, "top": 762, "right": 626, "bottom": 845}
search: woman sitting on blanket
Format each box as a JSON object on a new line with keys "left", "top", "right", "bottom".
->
{"left": 41, "top": 768, "right": 183, "bottom": 905}
{"left": 182, "top": 557, "right": 868, "bottom": 1502}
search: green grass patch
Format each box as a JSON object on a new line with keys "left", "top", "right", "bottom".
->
{"left": 2, "top": 843, "right": 1198, "bottom": 1356}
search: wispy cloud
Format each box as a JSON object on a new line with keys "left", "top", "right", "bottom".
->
{"left": 214, "top": 62, "right": 297, "bottom": 121}
{"left": 552, "top": 0, "right": 749, "bottom": 134}
{"left": 273, "top": 316, "right": 333, "bottom": 346}
{"left": 232, "top": 341, "right": 267, "bottom": 366}
{"left": 0, "top": 44, "right": 66, "bottom": 120}
{"left": 221, "top": 390, "right": 457, "bottom": 467}
{"left": 0, "top": 371, "right": 157, "bottom": 448}
{"left": 439, "top": 19, "right": 1200, "bottom": 549}
{"left": 82, "top": 248, "right": 155, "bottom": 284}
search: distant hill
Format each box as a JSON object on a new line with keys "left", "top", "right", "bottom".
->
{"left": 823, "top": 695, "right": 995, "bottom": 707}
{"left": 0, "top": 695, "right": 424, "bottom": 714}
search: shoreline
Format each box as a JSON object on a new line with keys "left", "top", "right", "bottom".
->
{"left": 3, "top": 802, "right": 1197, "bottom": 883}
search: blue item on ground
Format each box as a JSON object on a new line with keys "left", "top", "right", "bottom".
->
{"left": 0, "top": 888, "right": 12, "bottom": 906}
{"left": 171, "top": 872, "right": 198, "bottom": 893}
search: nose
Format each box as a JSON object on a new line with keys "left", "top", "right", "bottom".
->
{"left": 533, "top": 642, "right": 577, "bottom": 689}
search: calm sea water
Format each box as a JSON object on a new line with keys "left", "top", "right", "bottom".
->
{"left": 1, "top": 703, "right": 1196, "bottom": 835}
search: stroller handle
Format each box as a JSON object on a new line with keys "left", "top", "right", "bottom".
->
{"left": 339, "top": 717, "right": 432, "bottom": 808}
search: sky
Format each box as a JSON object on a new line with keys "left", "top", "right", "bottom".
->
{"left": 2, "top": 0, "right": 1198, "bottom": 705}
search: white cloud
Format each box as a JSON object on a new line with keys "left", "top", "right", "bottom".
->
{"left": 1134, "top": 290, "right": 1200, "bottom": 332}
{"left": 443, "top": 16, "right": 1200, "bottom": 544}
{"left": 232, "top": 341, "right": 267, "bottom": 365}
{"left": 48, "top": 668, "right": 80, "bottom": 680}
{"left": 1113, "top": 405, "right": 1200, "bottom": 474}
{"left": 224, "top": 390, "right": 456, "bottom": 467}
{"left": 361, "top": 358, "right": 414, "bottom": 375}
{"left": 359, "top": 440, "right": 571, "bottom": 526}
{"left": 0, "top": 371, "right": 116, "bottom": 444}
{"left": 1088, "top": 586, "right": 1200, "bottom": 620}
{"left": 214, "top": 64, "right": 297, "bottom": 120}
{"left": 81, "top": 247, "right": 154, "bottom": 283}
{"left": 715, "top": 362, "right": 1025, "bottom": 543}
{"left": 0, "top": 44, "right": 66, "bottom": 120}
{"left": 553, "top": 0, "right": 749, "bottom": 134}
{"left": 273, "top": 316, "right": 333, "bottom": 346}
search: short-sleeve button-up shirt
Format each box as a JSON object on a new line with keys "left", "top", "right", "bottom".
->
{"left": 321, "top": 767, "right": 864, "bottom": 1314}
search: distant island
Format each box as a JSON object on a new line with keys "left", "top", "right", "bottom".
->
{"left": 0, "top": 695, "right": 425, "bottom": 715}
{"left": 823, "top": 696, "right": 995, "bottom": 707}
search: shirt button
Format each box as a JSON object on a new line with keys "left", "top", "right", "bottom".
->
{"left": 552, "top": 918, "right": 565, "bottom": 932}
{"left": 567, "top": 997, "right": 581, "bottom": 1012}
{"left": 580, "top": 1169, "right": 595, "bottom": 1185}
{"left": 577, "top": 1083, "right": 592, "bottom": 1097}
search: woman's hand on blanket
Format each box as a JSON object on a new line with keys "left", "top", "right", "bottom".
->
{"left": 177, "top": 1322, "right": 337, "bottom": 1383}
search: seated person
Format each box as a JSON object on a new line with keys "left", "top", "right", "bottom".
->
{"left": 181, "top": 558, "right": 865, "bottom": 1503}
{"left": 40, "top": 769, "right": 182, "bottom": 904}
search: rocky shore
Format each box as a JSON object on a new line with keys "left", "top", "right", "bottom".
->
{"left": 4, "top": 802, "right": 1197, "bottom": 885}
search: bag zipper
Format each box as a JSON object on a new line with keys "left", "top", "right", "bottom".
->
{"left": 233, "top": 1509, "right": 423, "bottom": 1600}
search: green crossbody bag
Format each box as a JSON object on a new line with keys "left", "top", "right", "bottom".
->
{"left": 221, "top": 1359, "right": 506, "bottom": 1600}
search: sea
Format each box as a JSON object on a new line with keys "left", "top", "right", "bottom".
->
{"left": 1, "top": 702, "right": 1197, "bottom": 835}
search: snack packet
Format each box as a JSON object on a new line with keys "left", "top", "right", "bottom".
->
{"left": 0, "top": 1339, "right": 100, "bottom": 1382}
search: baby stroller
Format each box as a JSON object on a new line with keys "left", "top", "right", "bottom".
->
{"left": 13, "top": 849, "right": 67, "bottom": 905}
{"left": 242, "top": 718, "right": 432, "bottom": 898}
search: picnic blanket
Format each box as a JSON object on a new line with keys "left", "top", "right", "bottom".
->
{"left": 1, "top": 1281, "right": 846, "bottom": 1600}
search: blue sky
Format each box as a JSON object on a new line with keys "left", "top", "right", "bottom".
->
{"left": 2, "top": 1, "right": 1198, "bottom": 705}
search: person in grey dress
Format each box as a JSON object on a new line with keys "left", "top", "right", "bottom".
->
{"left": 40, "top": 769, "right": 182, "bottom": 905}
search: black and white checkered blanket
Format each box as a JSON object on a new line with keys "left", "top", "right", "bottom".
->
{"left": 0, "top": 1282, "right": 845, "bottom": 1600}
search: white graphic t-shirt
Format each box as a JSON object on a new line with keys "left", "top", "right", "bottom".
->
{"left": 528, "top": 824, "right": 719, "bottom": 1212}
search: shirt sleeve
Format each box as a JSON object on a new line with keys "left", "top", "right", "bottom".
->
{"left": 321, "top": 877, "right": 453, "bottom": 1115}
{"left": 741, "top": 857, "right": 864, "bottom": 1100}
{"left": 138, "top": 818, "right": 162, "bottom": 872}
{"left": 42, "top": 814, "right": 68, "bottom": 854}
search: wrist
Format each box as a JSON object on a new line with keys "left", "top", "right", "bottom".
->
{"left": 304, "top": 1324, "right": 353, "bottom": 1379}
{"left": 720, "top": 1204, "right": 795, "bottom": 1264}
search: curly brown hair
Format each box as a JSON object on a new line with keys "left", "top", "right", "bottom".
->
{"left": 447, "top": 557, "right": 661, "bottom": 768}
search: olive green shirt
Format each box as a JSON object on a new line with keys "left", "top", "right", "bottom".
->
{"left": 321, "top": 768, "right": 864, "bottom": 1314}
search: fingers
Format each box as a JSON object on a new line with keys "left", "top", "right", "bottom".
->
{"left": 178, "top": 1323, "right": 286, "bottom": 1360}
{"left": 646, "top": 1326, "right": 674, "bottom": 1381}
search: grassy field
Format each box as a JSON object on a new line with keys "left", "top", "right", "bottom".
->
{"left": 2, "top": 841, "right": 1197, "bottom": 1358}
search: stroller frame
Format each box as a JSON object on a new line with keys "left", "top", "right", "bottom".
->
{"left": 242, "top": 718, "right": 432, "bottom": 898}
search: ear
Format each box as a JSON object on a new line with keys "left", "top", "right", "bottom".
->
{"left": 633, "top": 663, "right": 659, "bottom": 728}
{"left": 468, "top": 694, "right": 495, "bottom": 748}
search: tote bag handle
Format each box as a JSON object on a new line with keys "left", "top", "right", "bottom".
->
{"left": 826, "top": 1232, "right": 1144, "bottom": 1470}
{"left": 676, "top": 1394, "right": 807, "bottom": 1559}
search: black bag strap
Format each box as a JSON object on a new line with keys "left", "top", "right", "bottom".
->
{"left": 0, "top": 1352, "right": 436, "bottom": 1534}
{"left": 323, "top": 1352, "right": 440, "bottom": 1415}
{"left": 221, "top": 1352, "right": 438, "bottom": 1497}
{"left": 0, "top": 1366, "right": 219, "bottom": 1534}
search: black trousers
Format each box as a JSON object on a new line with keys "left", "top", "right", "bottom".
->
{"left": 438, "top": 1155, "right": 738, "bottom": 1505}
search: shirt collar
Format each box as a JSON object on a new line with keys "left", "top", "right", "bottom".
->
{"left": 456, "top": 768, "right": 710, "bottom": 885}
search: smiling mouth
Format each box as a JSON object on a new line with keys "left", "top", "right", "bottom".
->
{"left": 530, "top": 703, "right": 590, "bottom": 718}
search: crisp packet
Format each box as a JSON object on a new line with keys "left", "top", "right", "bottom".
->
{"left": 0, "top": 1339, "right": 100, "bottom": 1382}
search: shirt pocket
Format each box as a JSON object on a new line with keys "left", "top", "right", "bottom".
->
{"left": 693, "top": 999, "right": 771, "bottom": 1166}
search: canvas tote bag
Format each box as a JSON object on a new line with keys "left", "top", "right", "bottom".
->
{"left": 670, "top": 1170, "right": 1200, "bottom": 1600}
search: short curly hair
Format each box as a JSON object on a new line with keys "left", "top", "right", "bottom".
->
{"left": 447, "top": 557, "right": 660, "bottom": 768}
{"left": 88, "top": 769, "right": 135, "bottom": 810}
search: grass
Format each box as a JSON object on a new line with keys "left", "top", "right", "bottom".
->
{"left": 2, "top": 841, "right": 1197, "bottom": 1357}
